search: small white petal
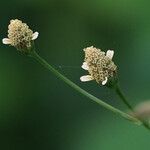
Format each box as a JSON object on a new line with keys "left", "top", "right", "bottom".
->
{"left": 2, "top": 38, "right": 12, "bottom": 44}
{"left": 81, "top": 62, "right": 89, "bottom": 70}
{"left": 32, "top": 32, "right": 39, "bottom": 40}
{"left": 102, "top": 77, "right": 108, "bottom": 85}
{"left": 83, "top": 46, "right": 93, "bottom": 51}
{"left": 80, "top": 75, "right": 94, "bottom": 82}
{"left": 106, "top": 50, "right": 114, "bottom": 60}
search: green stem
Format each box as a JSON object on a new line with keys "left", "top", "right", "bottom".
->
{"left": 115, "top": 84, "right": 133, "bottom": 110}
{"left": 115, "top": 83, "right": 150, "bottom": 130}
{"left": 29, "top": 50, "right": 141, "bottom": 125}
{"left": 143, "top": 121, "right": 150, "bottom": 130}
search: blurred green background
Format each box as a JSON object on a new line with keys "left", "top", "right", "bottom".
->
{"left": 1, "top": 0, "right": 150, "bottom": 149}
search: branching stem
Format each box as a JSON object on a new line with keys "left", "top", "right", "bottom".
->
{"left": 115, "top": 83, "right": 150, "bottom": 130}
{"left": 29, "top": 50, "right": 141, "bottom": 125}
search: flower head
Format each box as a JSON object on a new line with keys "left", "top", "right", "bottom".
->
{"left": 2, "top": 19, "right": 39, "bottom": 53}
{"left": 80, "top": 46, "right": 117, "bottom": 85}
{"left": 131, "top": 101, "right": 150, "bottom": 121}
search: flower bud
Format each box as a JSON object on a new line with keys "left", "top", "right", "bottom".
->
{"left": 132, "top": 101, "right": 150, "bottom": 121}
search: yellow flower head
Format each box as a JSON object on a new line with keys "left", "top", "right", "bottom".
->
{"left": 80, "top": 46, "right": 117, "bottom": 85}
{"left": 2, "top": 19, "right": 39, "bottom": 53}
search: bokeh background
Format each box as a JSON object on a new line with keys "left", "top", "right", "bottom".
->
{"left": 0, "top": 0, "right": 150, "bottom": 149}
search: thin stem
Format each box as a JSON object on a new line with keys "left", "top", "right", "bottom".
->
{"left": 143, "top": 121, "right": 150, "bottom": 130}
{"left": 115, "top": 83, "right": 150, "bottom": 130}
{"left": 29, "top": 50, "right": 141, "bottom": 125}
{"left": 115, "top": 84, "right": 133, "bottom": 110}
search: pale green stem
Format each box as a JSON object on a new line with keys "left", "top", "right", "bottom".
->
{"left": 29, "top": 50, "right": 141, "bottom": 125}
{"left": 115, "top": 83, "right": 150, "bottom": 130}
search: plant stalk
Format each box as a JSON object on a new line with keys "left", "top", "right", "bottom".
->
{"left": 29, "top": 50, "right": 141, "bottom": 125}
{"left": 115, "top": 84, "right": 133, "bottom": 110}
{"left": 115, "top": 83, "right": 150, "bottom": 130}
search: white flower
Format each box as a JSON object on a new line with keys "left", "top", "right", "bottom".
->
{"left": 2, "top": 19, "right": 39, "bottom": 52}
{"left": 80, "top": 46, "right": 117, "bottom": 85}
